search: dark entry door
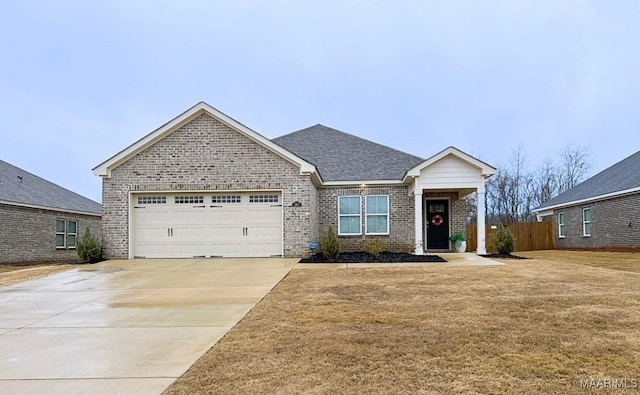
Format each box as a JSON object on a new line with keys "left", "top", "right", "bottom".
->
{"left": 426, "top": 199, "right": 449, "bottom": 250}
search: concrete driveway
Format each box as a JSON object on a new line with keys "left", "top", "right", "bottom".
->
{"left": 0, "top": 258, "right": 297, "bottom": 395}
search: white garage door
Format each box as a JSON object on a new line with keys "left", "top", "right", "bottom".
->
{"left": 132, "top": 192, "right": 283, "bottom": 258}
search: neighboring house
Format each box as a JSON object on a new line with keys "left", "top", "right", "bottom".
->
{"left": 93, "top": 102, "right": 495, "bottom": 259}
{"left": 534, "top": 150, "right": 640, "bottom": 249}
{"left": 0, "top": 160, "right": 102, "bottom": 264}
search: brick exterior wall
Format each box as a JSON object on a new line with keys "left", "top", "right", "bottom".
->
{"left": 0, "top": 203, "right": 102, "bottom": 264}
{"left": 318, "top": 185, "right": 415, "bottom": 252}
{"left": 101, "top": 113, "right": 316, "bottom": 258}
{"left": 316, "top": 188, "right": 466, "bottom": 253}
{"left": 423, "top": 192, "right": 466, "bottom": 252}
{"left": 555, "top": 193, "right": 640, "bottom": 249}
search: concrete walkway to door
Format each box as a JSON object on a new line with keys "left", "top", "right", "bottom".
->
{"left": 0, "top": 258, "right": 297, "bottom": 395}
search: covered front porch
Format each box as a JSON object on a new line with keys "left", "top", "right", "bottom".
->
{"left": 403, "top": 147, "right": 496, "bottom": 255}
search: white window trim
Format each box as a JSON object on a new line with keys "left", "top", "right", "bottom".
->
{"left": 338, "top": 196, "right": 362, "bottom": 236}
{"left": 365, "top": 195, "right": 390, "bottom": 235}
{"left": 249, "top": 194, "right": 279, "bottom": 203}
{"left": 56, "top": 219, "right": 66, "bottom": 249}
{"left": 56, "top": 219, "right": 78, "bottom": 249}
{"left": 67, "top": 220, "right": 77, "bottom": 249}
{"left": 582, "top": 208, "right": 592, "bottom": 237}
{"left": 557, "top": 212, "right": 565, "bottom": 238}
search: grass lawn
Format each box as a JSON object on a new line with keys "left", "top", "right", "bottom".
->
{"left": 0, "top": 264, "right": 80, "bottom": 287}
{"left": 518, "top": 250, "right": 640, "bottom": 273}
{"left": 165, "top": 251, "right": 639, "bottom": 394}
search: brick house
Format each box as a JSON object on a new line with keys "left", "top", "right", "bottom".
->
{"left": 534, "top": 150, "right": 640, "bottom": 249}
{"left": 94, "top": 102, "right": 495, "bottom": 259}
{"left": 0, "top": 160, "right": 102, "bottom": 264}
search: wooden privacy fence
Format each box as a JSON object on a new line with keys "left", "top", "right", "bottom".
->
{"left": 466, "top": 221, "right": 556, "bottom": 252}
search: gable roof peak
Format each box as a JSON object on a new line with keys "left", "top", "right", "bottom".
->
{"left": 93, "top": 102, "right": 317, "bottom": 178}
{"left": 404, "top": 146, "right": 497, "bottom": 180}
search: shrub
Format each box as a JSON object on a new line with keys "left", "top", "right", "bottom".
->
{"left": 76, "top": 228, "right": 102, "bottom": 263}
{"left": 491, "top": 224, "right": 515, "bottom": 255}
{"left": 362, "top": 239, "right": 386, "bottom": 256}
{"left": 320, "top": 226, "right": 341, "bottom": 261}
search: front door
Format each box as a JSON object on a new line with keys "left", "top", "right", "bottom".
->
{"left": 426, "top": 199, "right": 449, "bottom": 250}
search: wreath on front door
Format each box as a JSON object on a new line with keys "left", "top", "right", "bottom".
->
{"left": 431, "top": 215, "right": 444, "bottom": 226}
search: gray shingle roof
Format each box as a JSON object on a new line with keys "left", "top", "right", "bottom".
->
{"left": 536, "top": 150, "right": 640, "bottom": 210}
{"left": 0, "top": 160, "right": 101, "bottom": 215}
{"left": 272, "top": 124, "right": 424, "bottom": 181}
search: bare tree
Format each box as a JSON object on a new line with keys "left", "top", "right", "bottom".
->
{"left": 469, "top": 143, "right": 591, "bottom": 225}
{"left": 557, "top": 144, "right": 592, "bottom": 193}
{"left": 532, "top": 159, "right": 558, "bottom": 208}
{"left": 465, "top": 192, "right": 477, "bottom": 225}
{"left": 508, "top": 145, "right": 536, "bottom": 221}
{"left": 484, "top": 146, "right": 534, "bottom": 223}
{"left": 486, "top": 168, "right": 518, "bottom": 223}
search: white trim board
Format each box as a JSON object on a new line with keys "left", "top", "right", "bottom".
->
{"left": 0, "top": 200, "right": 101, "bottom": 217}
{"left": 533, "top": 186, "right": 640, "bottom": 215}
{"left": 321, "top": 180, "right": 405, "bottom": 187}
{"left": 404, "top": 146, "right": 496, "bottom": 181}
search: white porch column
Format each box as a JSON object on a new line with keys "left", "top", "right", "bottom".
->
{"left": 476, "top": 183, "right": 487, "bottom": 254}
{"left": 414, "top": 191, "right": 424, "bottom": 254}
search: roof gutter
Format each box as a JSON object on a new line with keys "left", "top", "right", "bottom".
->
{"left": 0, "top": 200, "right": 102, "bottom": 217}
{"left": 532, "top": 186, "right": 640, "bottom": 214}
{"left": 320, "top": 180, "right": 405, "bottom": 188}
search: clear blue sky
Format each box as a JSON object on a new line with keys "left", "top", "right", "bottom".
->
{"left": 1, "top": 1, "right": 639, "bottom": 203}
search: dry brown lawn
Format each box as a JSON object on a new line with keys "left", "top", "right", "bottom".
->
{"left": 518, "top": 250, "right": 640, "bottom": 273}
{"left": 165, "top": 251, "right": 640, "bottom": 395}
{"left": 0, "top": 264, "right": 80, "bottom": 287}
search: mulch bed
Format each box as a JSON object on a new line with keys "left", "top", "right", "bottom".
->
{"left": 299, "top": 252, "right": 445, "bottom": 263}
{"left": 480, "top": 253, "right": 528, "bottom": 259}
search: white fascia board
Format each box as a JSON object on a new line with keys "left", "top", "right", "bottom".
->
{"left": 320, "top": 180, "right": 405, "bottom": 188}
{"left": 93, "top": 102, "right": 317, "bottom": 178}
{"left": 307, "top": 171, "right": 324, "bottom": 187}
{"left": 532, "top": 186, "right": 640, "bottom": 213}
{"left": 0, "top": 200, "right": 102, "bottom": 217}
{"left": 403, "top": 146, "right": 497, "bottom": 181}
{"left": 535, "top": 209, "right": 554, "bottom": 217}
{"left": 130, "top": 188, "right": 284, "bottom": 194}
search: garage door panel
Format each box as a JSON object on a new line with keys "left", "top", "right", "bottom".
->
{"left": 133, "top": 205, "right": 172, "bottom": 258}
{"left": 209, "top": 206, "right": 244, "bottom": 257}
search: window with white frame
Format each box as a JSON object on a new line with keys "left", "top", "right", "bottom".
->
{"left": 56, "top": 220, "right": 66, "bottom": 249}
{"left": 557, "top": 212, "right": 565, "bottom": 238}
{"left": 56, "top": 219, "right": 77, "bottom": 249}
{"left": 366, "top": 195, "right": 389, "bottom": 235}
{"left": 338, "top": 196, "right": 361, "bottom": 235}
{"left": 212, "top": 195, "right": 241, "bottom": 204}
{"left": 249, "top": 194, "right": 279, "bottom": 203}
{"left": 175, "top": 196, "right": 204, "bottom": 204}
{"left": 137, "top": 196, "right": 166, "bottom": 205}
{"left": 583, "top": 208, "right": 592, "bottom": 236}
{"left": 67, "top": 220, "right": 77, "bottom": 249}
